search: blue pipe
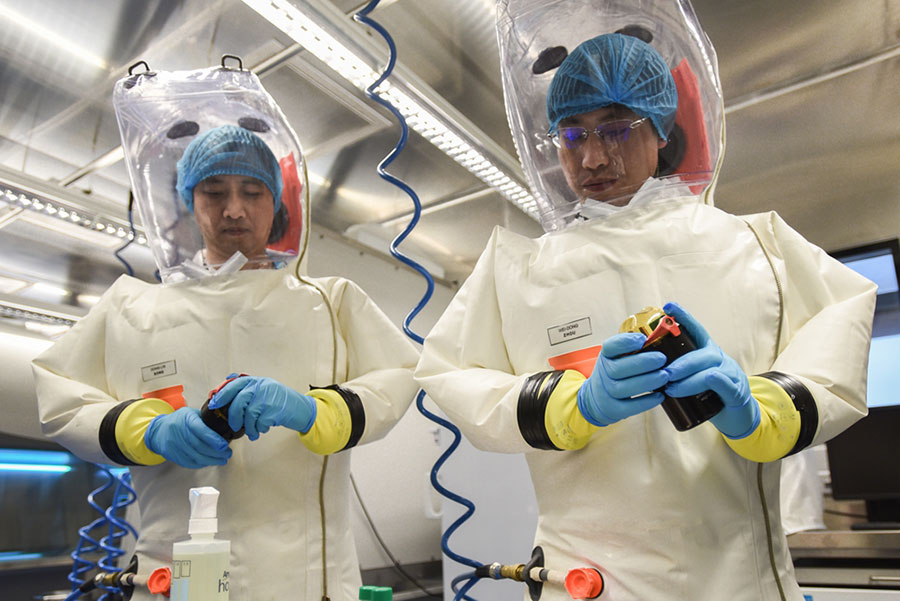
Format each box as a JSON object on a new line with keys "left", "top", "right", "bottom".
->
{"left": 353, "top": 3, "right": 483, "bottom": 599}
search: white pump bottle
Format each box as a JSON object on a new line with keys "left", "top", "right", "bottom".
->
{"left": 170, "top": 486, "right": 231, "bottom": 601}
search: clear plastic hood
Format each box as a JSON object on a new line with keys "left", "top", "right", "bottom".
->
{"left": 113, "top": 64, "right": 309, "bottom": 283}
{"left": 496, "top": 0, "right": 725, "bottom": 231}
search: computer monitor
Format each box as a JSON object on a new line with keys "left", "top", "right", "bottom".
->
{"left": 826, "top": 405, "right": 900, "bottom": 527}
{"left": 825, "top": 240, "right": 900, "bottom": 527}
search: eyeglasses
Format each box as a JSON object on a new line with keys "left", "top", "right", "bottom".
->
{"left": 549, "top": 118, "right": 648, "bottom": 151}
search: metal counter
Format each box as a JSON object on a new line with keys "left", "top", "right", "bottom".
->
{"left": 789, "top": 530, "right": 900, "bottom": 588}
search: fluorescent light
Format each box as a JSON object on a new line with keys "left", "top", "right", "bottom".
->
{"left": 0, "top": 299, "right": 80, "bottom": 329}
{"left": 0, "top": 172, "right": 147, "bottom": 249}
{"left": 14, "top": 204, "right": 132, "bottom": 249}
{"left": 0, "top": 449, "right": 72, "bottom": 474}
{"left": 0, "top": 4, "right": 108, "bottom": 70}
{"left": 30, "top": 282, "right": 70, "bottom": 298}
{"left": 0, "top": 552, "right": 44, "bottom": 562}
{"left": 0, "top": 463, "right": 72, "bottom": 473}
{"left": 241, "top": 0, "right": 538, "bottom": 218}
{"left": 0, "top": 449, "right": 71, "bottom": 464}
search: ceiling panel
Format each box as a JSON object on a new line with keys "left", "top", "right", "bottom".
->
{"left": 694, "top": 0, "right": 897, "bottom": 100}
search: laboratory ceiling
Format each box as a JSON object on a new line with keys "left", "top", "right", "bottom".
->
{"left": 0, "top": 0, "right": 898, "bottom": 325}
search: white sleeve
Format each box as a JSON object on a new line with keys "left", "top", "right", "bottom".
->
{"left": 746, "top": 211, "right": 877, "bottom": 447}
{"left": 415, "top": 229, "right": 534, "bottom": 453}
{"left": 32, "top": 286, "right": 121, "bottom": 464}
{"left": 329, "top": 278, "right": 421, "bottom": 445}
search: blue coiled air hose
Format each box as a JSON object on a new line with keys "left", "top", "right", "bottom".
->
{"left": 352, "top": 3, "right": 484, "bottom": 600}
{"left": 66, "top": 465, "right": 138, "bottom": 601}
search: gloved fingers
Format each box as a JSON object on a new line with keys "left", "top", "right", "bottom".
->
{"left": 600, "top": 332, "right": 648, "bottom": 358}
{"left": 242, "top": 395, "right": 271, "bottom": 441}
{"left": 208, "top": 376, "right": 254, "bottom": 409}
{"left": 664, "top": 366, "right": 719, "bottom": 398}
{"left": 601, "top": 365, "right": 669, "bottom": 400}
{"left": 177, "top": 418, "right": 232, "bottom": 465}
{"left": 184, "top": 410, "right": 231, "bottom": 452}
{"left": 597, "top": 391, "right": 666, "bottom": 423}
{"left": 252, "top": 411, "right": 278, "bottom": 437}
{"left": 664, "top": 345, "right": 722, "bottom": 381}
{"left": 662, "top": 302, "right": 711, "bottom": 347}
{"left": 181, "top": 435, "right": 232, "bottom": 466}
{"left": 602, "top": 350, "right": 667, "bottom": 380}
{"left": 704, "top": 371, "right": 748, "bottom": 408}
{"left": 226, "top": 381, "right": 261, "bottom": 435}
{"left": 245, "top": 380, "right": 291, "bottom": 439}
{"left": 620, "top": 391, "right": 666, "bottom": 418}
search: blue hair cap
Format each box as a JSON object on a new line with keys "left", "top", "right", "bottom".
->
{"left": 546, "top": 33, "right": 678, "bottom": 140}
{"left": 176, "top": 124, "right": 283, "bottom": 212}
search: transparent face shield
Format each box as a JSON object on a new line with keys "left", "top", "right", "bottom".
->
{"left": 113, "top": 62, "right": 308, "bottom": 283}
{"left": 496, "top": 0, "right": 725, "bottom": 232}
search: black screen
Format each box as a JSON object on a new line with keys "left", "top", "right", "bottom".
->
{"left": 826, "top": 405, "right": 900, "bottom": 526}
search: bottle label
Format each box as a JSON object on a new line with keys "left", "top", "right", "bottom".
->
{"left": 170, "top": 552, "right": 229, "bottom": 601}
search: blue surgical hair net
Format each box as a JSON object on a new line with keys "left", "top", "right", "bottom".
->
{"left": 176, "top": 124, "right": 283, "bottom": 212}
{"left": 546, "top": 33, "right": 678, "bottom": 140}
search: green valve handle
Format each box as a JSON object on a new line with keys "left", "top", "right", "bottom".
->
{"left": 359, "top": 585, "right": 393, "bottom": 600}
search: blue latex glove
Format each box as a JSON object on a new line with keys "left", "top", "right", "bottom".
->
{"left": 662, "top": 302, "right": 761, "bottom": 439}
{"left": 208, "top": 376, "right": 317, "bottom": 440}
{"left": 576, "top": 332, "right": 669, "bottom": 427}
{"left": 144, "top": 407, "right": 232, "bottom": 469}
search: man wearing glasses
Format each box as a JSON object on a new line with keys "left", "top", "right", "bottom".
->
{"left": 546, "top": 33, "right": 679, "bottom": 216}
{"left": 416, "top": 29, "right": 875, "bottom": 600}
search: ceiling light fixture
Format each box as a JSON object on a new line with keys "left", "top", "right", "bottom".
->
{"left": 0, "top": 295, "right": 82, "bottom": 329}
{"left": 241, "top": 0, "right": 538, "bottom": 218}
{"left": 0, "top": 165, "right": 146, "bottom": 247}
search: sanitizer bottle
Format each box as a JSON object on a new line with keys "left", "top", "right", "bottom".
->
{"left": 170, "top": 486, "right": 231, "bottom": 601}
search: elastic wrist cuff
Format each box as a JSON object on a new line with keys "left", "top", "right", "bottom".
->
{"left": 302, "top": 385, "right": 364, "bottom": 454}
{"left": 100, "top": 398, "right": 172, "bottom": 466}
{"left": 757, "top": 371, "right": 817, "bottom": 455}
{"left": 517, "top": 371, "right": 565, "bottom": 450}
{"left": 722, "top": 376, "right": 802, "bottom": 463}
{"left": 546, "top": 370, "right": 594, "bottom": 450}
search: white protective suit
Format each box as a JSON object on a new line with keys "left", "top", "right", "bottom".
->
{"left": 34, "top": 266, "right": 419, "bottom": 600}
{"left": 416, "top": 186, "right": 876, "bottom": 600}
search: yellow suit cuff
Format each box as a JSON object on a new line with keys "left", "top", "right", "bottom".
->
{"left": 724, "top": 376, "right": 801, "bottom": 463}
{"left": 301, "top": 389, "right": 352, "bottom": 455}
{"left": 545, "top": 370, "right": 596, "bottom": 450}
{"left": 115, "top": 398, "right": 173, "bottom": 465}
